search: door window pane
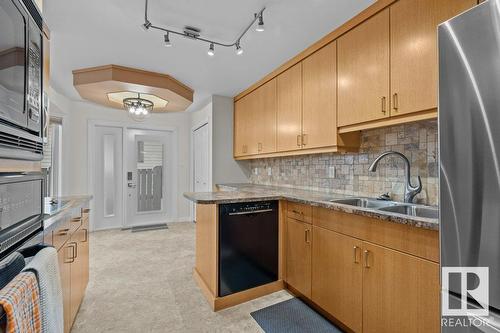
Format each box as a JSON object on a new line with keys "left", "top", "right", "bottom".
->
{"left": 137, "top": 140, "right": 163, "bottom": 212}
{"left": 103, "top": 134, "right": 115, "bottom": 217}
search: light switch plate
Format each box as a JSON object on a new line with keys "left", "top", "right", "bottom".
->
{"left": 328, "top": 166, "right": 336, "bottom": 178}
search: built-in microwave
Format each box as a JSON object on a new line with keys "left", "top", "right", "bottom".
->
{"left": 0, "top": 0, "right": 44, "bottom": 160}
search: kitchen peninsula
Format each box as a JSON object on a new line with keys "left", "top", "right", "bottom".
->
{"left": 184, "top": 184, "right": 439, "bottom": 333}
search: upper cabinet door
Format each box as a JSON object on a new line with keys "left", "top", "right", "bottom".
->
{"left": 302, "top": 42, "right": 337, "bottom": 149}
{"left": 277, "top": 63, "right": 302, "bottom": 152}
{"left": 253, "top": 78, "right": 277, "bottom": 154}
{"left": 390, "top": 0, "right": 476, "bottom": 116}
{"left": 338, "top": 9, "right": 390, "bottom": 127}
{"left": 234, "top": 95, "right": 251, "bottom": 157}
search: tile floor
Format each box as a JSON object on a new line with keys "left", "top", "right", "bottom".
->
{"left": 71, "top": 222, "right": 292, "bottom": 332}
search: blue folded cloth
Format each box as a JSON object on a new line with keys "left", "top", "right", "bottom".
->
{"left": 0, "top": 252, "right": 25, "bottom": 290}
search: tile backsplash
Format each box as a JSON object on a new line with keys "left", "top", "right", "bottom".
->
{"left": 248, "top": 120, "right": 438, "bottom": 205}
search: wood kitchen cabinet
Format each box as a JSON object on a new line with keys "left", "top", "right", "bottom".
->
{"left": 253, "top": 79, "right": 277, "bottom": 154}
{"left": 47, "top": 208, "right": 90, "bottom": 333}
{"left": 234, "top": 79, "right": 276, "bottom": 156}
{"left": 338, "top": 9, "right": 390, "bottom": 127}
{"left": 311, "top": 227, "right": 363, "bottom": 333}
{"left": 234, "top": 94, "right": 252, "bottom": 157}
{"left": 286, "top": 218, "right": 311, "bottom": 298}
{"left": 57, "top": 244, "right": 71, "bottom": 333}
{"left": 277, "top": 63, "right": 302, "bottom": 152}
{"left": 284, "top": 204, "right": 440, "bottom": 332}
{"left": 362, "top": 242, "right": 440, "bottom": 333}
{"left": 390, "top": 0, "right": 476, "bottom": 116}
{"left": 302, "top": 42, "right": 337, "bottom": 149}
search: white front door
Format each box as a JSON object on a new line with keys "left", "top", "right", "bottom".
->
{"left": 125, "top": 128, "right": 173, "bottom": 227}
{"left": 93, "top": 126, "right": 124, "bottom": 230}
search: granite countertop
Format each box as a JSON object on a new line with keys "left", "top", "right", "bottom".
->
{"left": 43, "top": 195, "right": 93, "bottom": 230}
{"left": 183, "top": 184, "right": 439, "bottom": 231}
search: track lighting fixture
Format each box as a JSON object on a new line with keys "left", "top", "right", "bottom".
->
{"left": 141, "top": 0, "right": 265, "bottom": 56}
{"left": 141, "top": 20, "right": 152, "bottom": 31}
{"left": 208, "top": 43, "right": 215, "bottom": 57}
{"left": 164, "top": 33, "right": 172, "bottom": 47}
{"left": 256, "top": 13, "right": 265, "bottom": 32}
{"left": 235, "top": 42, "right": 244, "bottom": 55}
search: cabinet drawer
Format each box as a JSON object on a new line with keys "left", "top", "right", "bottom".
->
{"left": 287, "top": 202, "right": 312, "bottom": 224}
{"left": 53, "top": 220, "right": 72, "bottom": 251}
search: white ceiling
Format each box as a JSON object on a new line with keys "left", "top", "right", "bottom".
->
{"left": 44, "top": 0, "right": 375, "bottom": 111}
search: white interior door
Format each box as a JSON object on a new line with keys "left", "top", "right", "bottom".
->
{"left": 194, "top": 123, "right": 210, "bottom": 192}
{"left": 93, "top": 126, "right": 124, "bottom": 230}
{"left": 125, "top": 128, "right": 174, "bottom": 227}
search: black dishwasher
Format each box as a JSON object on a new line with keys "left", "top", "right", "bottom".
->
{"left": 218, "top": 200, "right": 278, "bottom": 297}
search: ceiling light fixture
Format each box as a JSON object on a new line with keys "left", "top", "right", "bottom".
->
{"left": 141, "top": 0, "right": 265, "bottom": 56}
{"left": 123, "top": 93, "right": 153, "bottom": 122}
{"left": 208, "top": 43, "right": 215, "bottom": 57}
{"left": 256, "top": 12, "right": 265, "bottom": 32}
{"left": 164, "top": 33, "right": 172, "bottom": 47}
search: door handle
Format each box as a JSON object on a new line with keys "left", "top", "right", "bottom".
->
{"left": 297, "top": 134, "right": 302, "bottom": 147}
{"left": 128, "top": 183, "right": 136, "bottom": 188}
{"left": 227, "top": 209, "right": 274, "bottom": 216}
{"left": 381, "top": 96, "right": 387, "bottom": 114}
{"left": 302, "top": 134, "right": 308, "bottom": 146}
{"left": 258, "top": 142, "right": 263, "bottom": 152}
{"left": 82, "top": 229, "right": 88, "bottom": 243}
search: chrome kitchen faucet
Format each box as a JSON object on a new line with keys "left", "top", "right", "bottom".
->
{"left": 368, "top": 151, "right": 422, "bottom": 203}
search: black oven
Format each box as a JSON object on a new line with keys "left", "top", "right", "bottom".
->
{"left": 0, "top": 0, "right": 44, "bottom": 160}
{"left": 0, "top": 173, "right": 43, "bottom": 259}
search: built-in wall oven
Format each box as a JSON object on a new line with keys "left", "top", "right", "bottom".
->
{"left": 0, "top": 0, "right": 44, "bottom": 160}
{"left": 0, "top": 173, "right": 43, "bottom": 260}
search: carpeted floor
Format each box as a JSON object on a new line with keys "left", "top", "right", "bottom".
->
{"left": 71, "top": 222, "right": 293, "bottom": 333}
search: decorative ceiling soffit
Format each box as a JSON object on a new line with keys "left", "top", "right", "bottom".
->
{"left": 72, "top": 64, "right": 194, "bottom": 113}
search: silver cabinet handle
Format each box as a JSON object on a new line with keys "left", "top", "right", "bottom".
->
{"left": 302, "top": 134, "right": 308, "bottom": 146}
{"left": 258, "top": 142, "right": 263, "bottom": 152}
{"left": 297, "top": 134, "right": 302, "bottom": 147}
{"left": 305, "top": 229, "right": 311, "bottom": 244}
{"left": 393, "top": 93, "right": 399, "bottom": 111}
{"left": 228, "top": 209, "right": 274, "bottom": 216}
{"left": 364, "top": 250, "right": 370, "bottom": 268}
{"left": 381, "top": 96, "right": 387, "bottom": 114}
{"left": 353, "top": 246, "right": 359, "bottom": 264}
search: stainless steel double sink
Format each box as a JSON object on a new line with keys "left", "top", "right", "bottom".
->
{"left": 328, "top": 198, "right": 438, "bottom": 219}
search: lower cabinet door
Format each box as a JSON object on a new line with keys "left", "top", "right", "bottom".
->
{"left": 362, "top": 242, "right": 440, "bottom": 333}
{"left": 286, "top": 218, "right": 312, "bottom": 298}
{"left": 80, "top": 218, "right": 90, "bottom": 292}
{"left": 58, "top": 244, "right": 71, "bottom": 333}
{"left": 69, "top": 235, "right": 83, "bottom": 326}
{"left": 311, "top": 227, "right": 363, "bottom": 332}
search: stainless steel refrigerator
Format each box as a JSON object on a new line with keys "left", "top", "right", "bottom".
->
{"left": 439, "top": 0, "right": 500, "bottom": 331}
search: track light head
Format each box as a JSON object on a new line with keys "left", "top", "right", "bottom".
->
{"left": 208, "top": 43, "right": 215, "bottom": 57}
{"left": 235, "top": 42, "right": 243, "bottom": 55}
{"left": 142, "top": 20, "right": 152, "bottom": 31}
{"left": 164, "top": 33, "right": 172, "bottom": 47}
{"left": 256, "top": 13, "right": 265, "bottom": 32}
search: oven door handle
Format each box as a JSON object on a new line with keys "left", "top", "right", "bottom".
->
{"left": 227, "top": 209, "right": 274, "bottom": 216}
